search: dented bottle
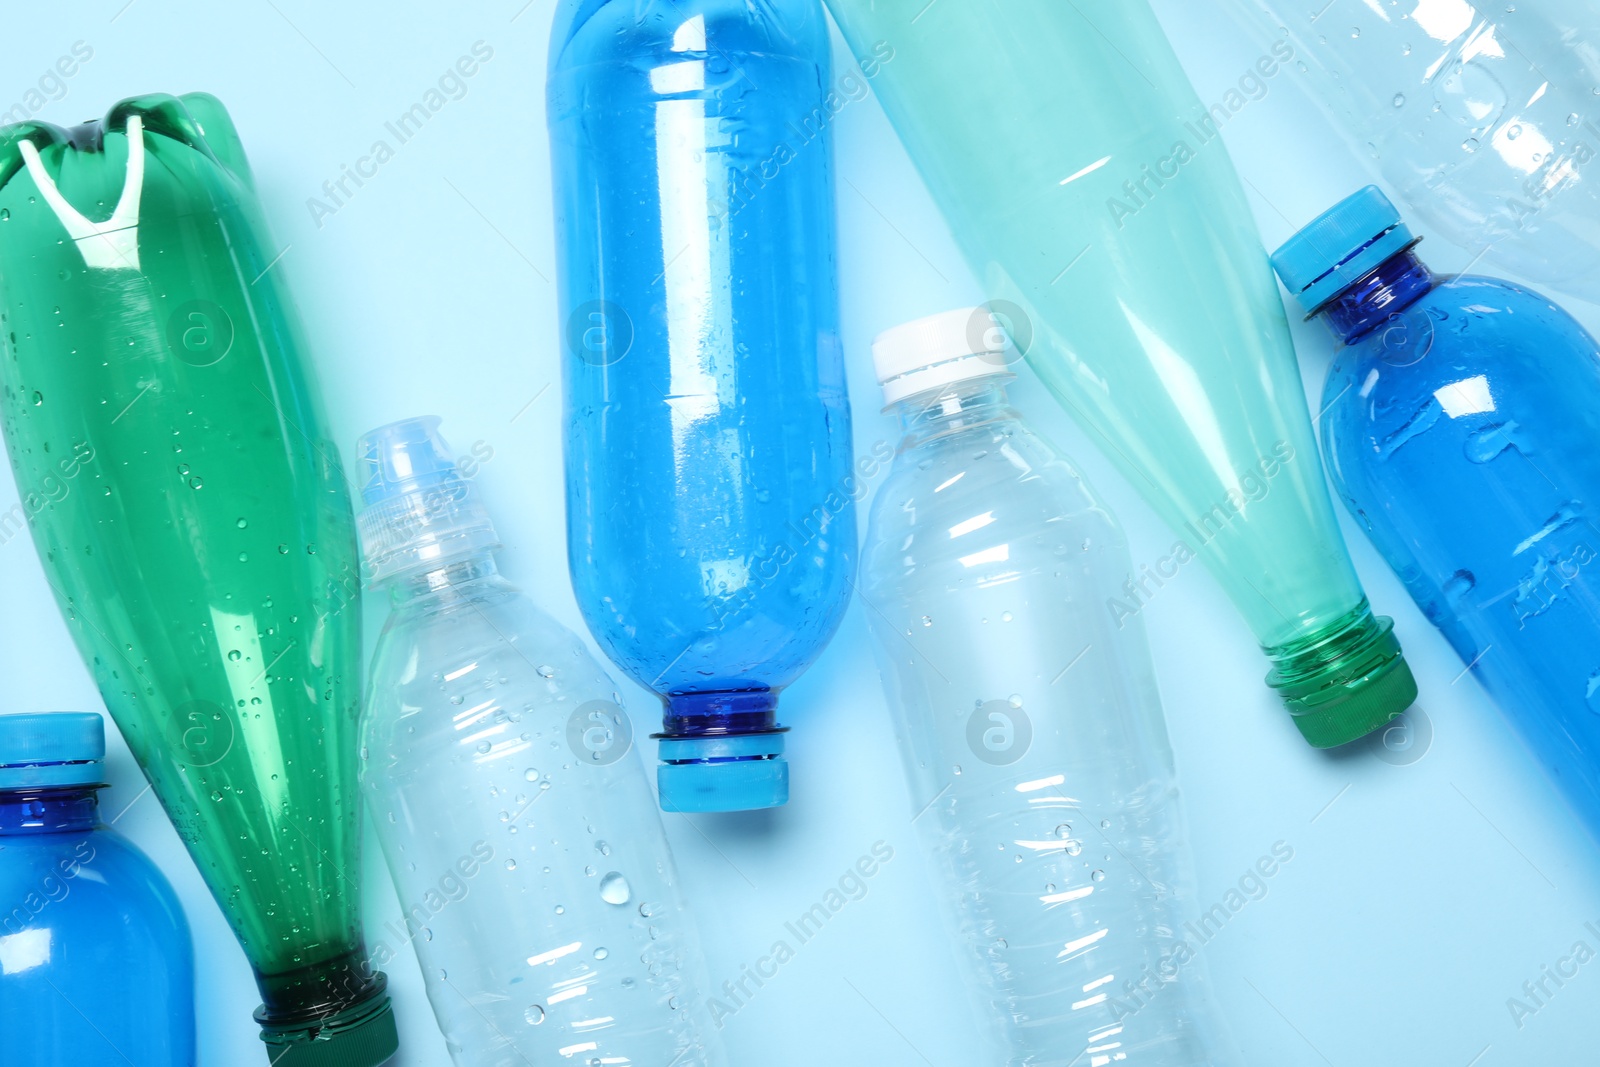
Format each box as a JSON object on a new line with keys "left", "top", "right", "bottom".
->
{"left": 0, "top": 95, "right": 394, "bottom": 1063}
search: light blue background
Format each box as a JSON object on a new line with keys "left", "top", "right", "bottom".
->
{"left": 3, "top": 2, "right": 1599, "bottom": 1064}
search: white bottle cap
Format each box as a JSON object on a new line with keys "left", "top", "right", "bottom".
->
{"left": 872, "top": 306, "right": 1014, "bottom": 405}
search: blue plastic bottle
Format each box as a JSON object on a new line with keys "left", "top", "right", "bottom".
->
{"left": 0, "top": 712, "right": 195, "bottom": 1065}
{"left": 1274, "top": 186, "right": 1600, "bottom": 836}
{"left": 548, "top": 0, "right": 855, "bottom": 811}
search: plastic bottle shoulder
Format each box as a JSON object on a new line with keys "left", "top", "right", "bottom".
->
{"left": 550, "top": 0, "right": 828, "bottom": 75}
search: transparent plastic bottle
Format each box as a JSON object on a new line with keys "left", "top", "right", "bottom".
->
{"left": 860, "top": 310, "right": 1236, "bottom": 1066}
{"left": 1216, "top": 0, "right": 1600, "bottom": 305}
{"left": 825, "top": 0, "right": 1417, "bottom": 747}
{"left": 548, "top": 0, "right": 856, "bottom": 809}
{"left": 0, "top": 95, "right": 393, "bottom": 1063}
{"left": 1273, "top": 186, "right": 1600, "bottom": 839}
{"left": 0, "top": 712, "right": 195, "bottom": 1066}
{"left": 356, "top": 417, "right": 724, "bottom": 1067}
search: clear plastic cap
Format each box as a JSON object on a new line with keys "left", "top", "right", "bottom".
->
{"left": 872, "top": 306, "right": 1015, "bottom": 405}
{"left": 355, "top": 416, "right": 498, "bottom": 584}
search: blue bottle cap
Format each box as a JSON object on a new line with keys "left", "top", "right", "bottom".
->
{"left": 1270, "top": 185, "right": 1416, "bottom": 312}
{"left": 0, "top": 712, "right": 106, "bottom": 789}
{"left": 657, "top": 735, "right": 789, "bottom": 812}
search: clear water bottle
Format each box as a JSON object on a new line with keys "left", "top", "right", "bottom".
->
{"left": 547, "top": 0, "right": 856, "bottom": 811}
{"left": 355, "top": 417, "right": 724, "bottom": 1067}
{"left": 1216, "top": 0, "right": 1600, "bottom": 305}
{"left": 0, "top": 712, "right": 195, "bottom": 1066}
{"left": 1273, "top": 186, "right": 1600, "bottom": 839}
{"left": 860, "top": 310, "right": 1236, "bottom": 1066}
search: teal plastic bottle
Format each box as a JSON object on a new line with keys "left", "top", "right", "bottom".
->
{"left": 824, "top": 0, "right": 1417, "bottom": 746}
{"left": 0, "top": 96, "right": 394, "bottom": 1063}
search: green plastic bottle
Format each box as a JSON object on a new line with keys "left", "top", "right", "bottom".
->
{"left": 825, "top": 0, "right": 1417, "bottom": 746}
{"left": 0, "top": 95, "right": 396, "bottom": 1063}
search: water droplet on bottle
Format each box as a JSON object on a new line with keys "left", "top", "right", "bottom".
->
{"left": 236, "top": 517, "right": 248, "bottom": 528}
{"left": 1443, "top": 570, "right": 1476, "bottom": 603}
{"left": 1350, "top": 25, "right": 1360, "bottom": 37}
{"left": 1462, "top": 137, "right": 1479, "bottom": 152}
{"left": 227, "top": 649, "right": 242, "bottom": 661}
{"left": 477, "top": 741, "right": 492, "bottom": 754}
{"left": 951, "top": 764, "right": 962, "bottom": 776}
{"left": 1066, "top": 840, "right": 1083, "bottom": 856}
{"left": 920, "top": 615, "right": 933, "bottom": 627}
{"left": 1392, "top": 92, "right": 1405, "bottom": 107}
{"left": 1571, "top": 113, "right": 1582, "bottom": 126}
{"left": 1091, "top": 869, "right": 1106, "bottom": 881}
{"left": 277, "top": 543, "right": 289, "bottom": 554}
{"left": 0, "top": 209, "right": 8, "bottom": 221}
{"left": 554, "top": 905, "right": 565, "bottom": 915}
{"left": 593, "top": 946, "right": 609, "bottom": 960}
{"left": 597, "top": 840, "right": 611, "bottom": 856}
{"left": 536, "top": 664, "right": 555, "bottom": 678}
{"left": 437, "top": 969, "right": 447, "bottom": 980}
{"left": 1000, "top": 611, "right": 1013, "bottom": 622}
{"left": 524, "top": 1005, "right": 545, "bottom": 1025}
{"left": 1100, "top": 819, "right": 1111, "bottom": 830}
{"left": 525, "top": 768, "right": 540, "bottom": 782}
{"left": 1055, "top": 823, "right": 1071, "bottom": 838}
{"left": 504, "top": 858, "right": 517, "bottom": 871}
{"left": 600, "top": 872, "right": 632, "bottom": 904}
{"left": 422, "top": 927, "right": 433, "bottom": 942}
{"left": 31, "top": 391, "right": 42, "bottom": 406}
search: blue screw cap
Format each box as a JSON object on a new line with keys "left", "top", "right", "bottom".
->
{"left": 1271, "top": 185, "right": 1416, "bottom": 312}
{"left": 0, "top": 712, "right": 106, "bottom": 789}
{"left": 657, "top": 734, "right": 788, "bottom": 812}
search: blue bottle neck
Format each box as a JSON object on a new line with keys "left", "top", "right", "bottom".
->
{"left": 662, "top": 689, "right": 780, "bottom": 739}
{"left": 1315, "top": 247, "right": 1436, "bottom": 345}
{"left": 0, "top": 785, "right": 102, "bottom": 834}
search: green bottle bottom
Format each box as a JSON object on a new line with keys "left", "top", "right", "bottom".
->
{"left": 253, "top": 952, "right": 397, "bottom": 1066}
{"left": 1265, "top": 602, "right": 1419, "bottom": 748}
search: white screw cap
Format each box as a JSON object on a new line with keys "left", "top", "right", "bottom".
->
{"left": 872, "top": 306, "right": 1013, "bottom": 405}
